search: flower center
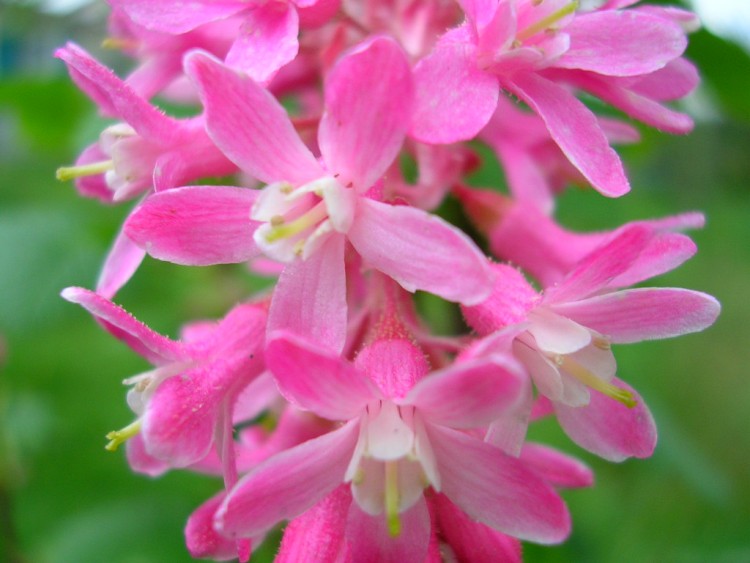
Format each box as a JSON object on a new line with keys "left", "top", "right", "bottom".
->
{"left": 263, "top": 200, "right": 329, "bottom": 245}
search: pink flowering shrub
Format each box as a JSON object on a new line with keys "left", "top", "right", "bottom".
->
{"left": 56, "top": 0, "right": 719, "bottom": 560}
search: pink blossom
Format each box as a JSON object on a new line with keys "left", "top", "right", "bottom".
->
{"left": 61, "top": 287, "right": 266, "bottom": 470}
{"left": 55, "top": 42, "right": 235, "bottom": 202}
{"left": 110, "top": 0, "right": 341, "bottom": 82}
{"left": 126, "top": 38, "right": 492, "bottom": 352}
{"left": 216, "top": 330, "right": 570, "bottom": 557}
{"left": 411, "top": 0, "right": 694, "bottom": 197}
{"left": 463, "top": 226, "right": 720, "bottom": 459}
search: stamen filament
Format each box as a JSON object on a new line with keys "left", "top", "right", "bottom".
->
{"left": 385, "top": 461, "right": 401, "bottom": 537}
{"left": 101, "top": 37, "right": 139, "bottom": 50}
{"left": 516, "top": 1, "right": 578, "bottom": 42}
{"left": 105, "top": 419, "right": 142, "bottom": 452}
{"left": 264, "top": 202, "right": 328, "bottom": 243}
{"left": 56, "top": 160, "right": 114, "bottom": 181}
{"left": 558, "top": 355, "right": 637, "bottom": 408}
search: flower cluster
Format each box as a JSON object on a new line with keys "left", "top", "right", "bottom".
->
{"left": 58, "top": 0, "right": 719, "bottom": 560}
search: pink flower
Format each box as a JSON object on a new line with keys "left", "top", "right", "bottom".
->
{"left": 110, "top": 0, "right": 341, "bottom": 82}
{"left": 61, "top": 287, "right": 266, "bottom": 470}
{"left": 55, "top": 42, "right": 235, "bottom": 203}
{"left": 126, "top": 37, "right": 492, "bottom": 352}
{"left": 215, "top": 330, "right": 570, "bottom": 558}
{"left": 411, "top": 0, "right": 694, "bottom": 197}
{"left": 55, "top": 43, "right": 238, "bottom": 297}
{"left": 463, "top": 226, "right": 720, "bottom": 460}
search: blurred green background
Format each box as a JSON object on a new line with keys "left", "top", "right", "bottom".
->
{"left": 1, "top": 1, "right": 749, "bottom": 562}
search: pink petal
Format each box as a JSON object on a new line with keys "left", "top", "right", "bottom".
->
{"left": 276, "top": 486, "right": 351, "bottom": 563}
{"left": 185, "top": 493, "right": 239, "bottom": 561}
{"left": 496, "top": 141, "right": 554, "bottom": 214}
{"left": 461, "top": 263, "right": 538, "bottom": 336}
{"left": 551, "top": 288, "right": 720, "bottom": 344}
{"left": 96, "top": 225, "right": 146, "bottom": 299}
{"left": 144, "top": 352, "right": 263, "bottom": 467}
{"left": 629, "top": 58, "right": 699, "bottom": 101}
{"left": 484, "top": 381, "right": 533, "bottom": 456}
{"left": 319, "top": 36, "right": 413, "bottom": 190}
{"left": 527, "top": 309, "right": 592, "bottom": 355}
{"left": 190, "top": 302, "right": 267, "bottom": 359}
{"left": 348, "top": 199, "right": 492, "bottom": 305}
{"left": 513, "top": 340, "right": 564, "bottom": 402}
{"left": 266, "top": 331, "right": 378, "bottom": 420}
{"left": 226, "top": 3, "right": 299, "bottom": 83}
{"left": 346, "top": 498, "right": 431, "bottom": 563}
{"left": 267, "top": 234, "right": 348, "bottom": 353}
{"left": 56, "top": 43, "right": 181, "bottom": 143}
{"left": 410, "top": 27, "right": 499, "bottom": 144}
{"left": 184, "top": 52, "right": 323, "bottom": 185}
{"left": 70, "top": 144, "right": 114, "bottom": 202}
{"left": 554, "top": 377, "right": 657, "bottom": 462}
{"left": 233, "top": 372, "right": 279, "bottom": 423}
{"left": 608, "top": 232, "right": 697, "bottom": 288}
{"left": 110, "top": 0, "right": 246, "bottom": 33}
{"left": 544, "top": 224, "right": 652, "bottom": 304}
{"left": 554, "top": 69, "right": 694, "bottom": 134}
{"left": 296, "top": 0, "right": 340, "bottom": 26}
{"left": 507, "top": 72, "right": 629, "bottom": 198}
{"left": 405, "top": 358, "right": 524, "bottom": 429}
{"left": 432, "top": 494, "right": 522, "bottom": 563}
{"left": 558, "top": 11, "right": 686, "bottom": 76}
{"left": 125, "top": 185, "right": 261, "bottom": 266}
{"left": 458, "top": 0, "right": 505, "bottom": 36}
{"left": 125, "top": 434, "right": 170, "bottom": 477}
{"left": 519, "top": 444, "right": 594, "bottom": 489}
{"left": 217, "top": 419, "right": 360, "bottom": 538}
{"left": 60, "top": 286, "right": 184, "bottom": 364}
{"left": 426, "top": 424, "right": 570, "bottom": 543}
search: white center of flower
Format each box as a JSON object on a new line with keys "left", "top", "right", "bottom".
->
{"left": 345, "top": 401, "right": 434, "bottom": 537}
{"left": 251, "top": 176, "right": 356, "bottom": 262}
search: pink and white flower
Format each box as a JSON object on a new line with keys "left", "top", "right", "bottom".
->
{"left": 463, "top": 225, "right": 720, "bottom": 460}
{"left": 216, "top": 330, "right": 570, "bottom": 558}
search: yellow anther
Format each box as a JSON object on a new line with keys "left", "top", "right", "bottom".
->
{"left": 270, "top": 215, "right": 284, "bottom": 227}
{"left": 56, "top": 160, "right": 114, "bottom": 181}
{"left": 593, "top": 336, "right": 612, "bottom": 351}
{"left": 558, "top": 355, "right": 636, "bottom": 408}
{"left": 516, "top": 1, "right": 578, "bottom": 42}
{"left": 104, "top": 419, "right": 142, "bottom": 452}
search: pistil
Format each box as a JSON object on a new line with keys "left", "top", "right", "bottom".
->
{"left": 56, "top": 160, "right": 114, "bottom": 181}
{"left": 557, "top": 354, "right": 636, "bottom": 408}
{"left": 516, "top": 1, "right": 578, "bottom": 42}
{"left": 105, "top": 419, "right": 142, "bottom": 452}
{"left": 385, "top": 461, "right": 401, "bottom": 537}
